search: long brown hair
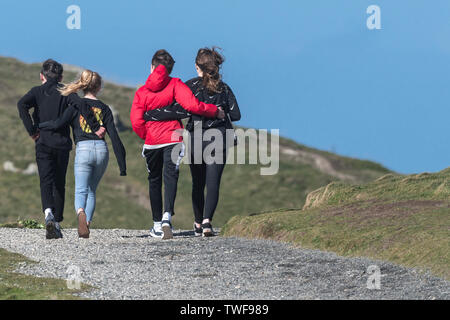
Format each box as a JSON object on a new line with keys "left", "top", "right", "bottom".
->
{"left": 195, "top": 47, "right": 224, "bottom": 93}
{"left": 59, "top": 70, "right": 102, "bottom": 96}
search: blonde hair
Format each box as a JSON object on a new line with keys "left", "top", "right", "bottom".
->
{"left": 59, "top": 70, "right": 102, "bottom": 96}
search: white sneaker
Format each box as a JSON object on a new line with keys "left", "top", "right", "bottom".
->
{"left": 149, "top": 222, "right": 163, "bottom": 239}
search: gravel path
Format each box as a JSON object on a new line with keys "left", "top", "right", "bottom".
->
{"left": 0, "top": 228, "right": 448, "bottom": 300}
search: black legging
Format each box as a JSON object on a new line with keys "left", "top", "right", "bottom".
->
{"left": 35, "top": 143, "right": 70, "bottom": 223}
{"left": 190, "top": 150, "right": 226, "bottom": 224}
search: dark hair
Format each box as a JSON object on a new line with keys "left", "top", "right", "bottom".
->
{"left": 41, "top": 59, "right": 63, "bottom": 81}
{"left": 151, "top": 49, "right": 175, "bottom": 74}
{"left": 196, "top": 47, "right": 224, "bottom": 93}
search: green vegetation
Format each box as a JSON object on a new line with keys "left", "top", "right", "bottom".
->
{"left": 222, "top": 168, "right": 450, "bottom": 279}
{"left": 303, "top": 168, "right": 450, "bottom": 209}
{"left": 0, "top": 56, "right": 390, "bottom": 229}
{"left": 0, "top": 248, "right": 90, "bottom": 299}
{"left": 0, "top": 219, "right": 44, "bottom": 229}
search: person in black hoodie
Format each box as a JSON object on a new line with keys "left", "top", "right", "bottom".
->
{"left": 17, "top": 59, "right": 104, "bottom": 239}
{"left": 39, "top": 70, "right": 126, "bottom": 238}
{"left": 144, "top": 47, "right": 241, "bottom": 237}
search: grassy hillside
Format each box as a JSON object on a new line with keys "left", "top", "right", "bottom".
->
{"left": 0, "top": 248, "right": 90, "bottom": 299}
{"left": 0, "top": 56, "right": 390, "bottom": 229}
{"left": 222, "top": 168, "right": 450, "bottom": 279}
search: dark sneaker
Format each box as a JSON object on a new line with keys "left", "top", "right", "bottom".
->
{"left": 193, "top": 223, "right": 202, "bottom": 237}
{"left": 202, "top": 222, "right": 214, "bottom": 237}
{"left": 161, "top": 220, "right": 173, "bottom": 240}
{"left": 54, "top": 222, "right": 63, "bottom": 239}
{"left": 77, "top": 211, "right": 90, "bottom": 238}
{"left": 149, "top": 227, "right": 163, "bottom": 238}
{"left": 45, "top": 218, "right": 57, "bottom": 240}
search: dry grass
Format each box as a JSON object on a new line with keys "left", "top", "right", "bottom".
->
{"left": 223, "top": 168, "right": 450, "bottom": 280}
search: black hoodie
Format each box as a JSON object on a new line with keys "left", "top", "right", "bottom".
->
{"left": 17, "top": 79, "right": 100, "bottom": 150}
{"left": 38, "top": 98, "right": 127, "bottom": 176}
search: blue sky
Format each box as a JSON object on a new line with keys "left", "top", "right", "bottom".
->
{"left": 1, "top": 0, "right": 449, "bottom": 174}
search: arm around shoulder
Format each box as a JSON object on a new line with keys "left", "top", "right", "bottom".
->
{"left": 173, "top": 79, "right": 218, "bottom": 118}
{"left": 130, "top": 89, "right": 148, "bottom": 141}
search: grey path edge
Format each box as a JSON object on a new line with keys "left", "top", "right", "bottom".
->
{"left": 0, "top": 228, "right": 448, "bottom": 300}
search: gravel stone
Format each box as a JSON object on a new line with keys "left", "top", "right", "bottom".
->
{"left": 0, "top": 228, "right": 448, "bottom": 300}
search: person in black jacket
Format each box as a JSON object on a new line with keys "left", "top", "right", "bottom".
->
{"left": 144, "top": 47, "right": 241, "bottom": 237}
{"left": 39, "top": 70, "right": 126, "bottom": 238}
{"left": 17, "top": 59, "right": 104, "bottom": 239}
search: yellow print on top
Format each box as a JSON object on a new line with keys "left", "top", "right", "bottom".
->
{"left": 80, "top": 107, "right": 104, "bottom": 133}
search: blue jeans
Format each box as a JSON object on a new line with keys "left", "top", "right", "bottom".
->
{"left": 74, "top": 140, "right": 109, "bottom": 222}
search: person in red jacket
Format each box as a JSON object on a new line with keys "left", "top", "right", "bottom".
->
{"left": 130, "top": 49, "right": 225, "bottom": 239}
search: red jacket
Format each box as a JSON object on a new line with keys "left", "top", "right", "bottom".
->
{"left": 130, "top": 65, "right": 218, "bottom": 145}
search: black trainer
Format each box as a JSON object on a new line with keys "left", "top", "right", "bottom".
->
{"left": 54, "top": 222, "right": 63, "bottom": 239}
{"left": 193, "top": 223, "right": 202, "bottom": 237}
{"left": 201, "top": 222, "right": 214, "bottom": 237}
{"left": 45, "top": 217, "right": 57, "bottom": 240}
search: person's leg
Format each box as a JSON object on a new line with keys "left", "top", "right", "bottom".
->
{"left": 200, "top": 161, "right": 225, "bottom": 237}
{"left": 35, "top": 144, "right": 56, "bottom": 216}
{"left": 160, "top": 144, "right": 181, "bottom": 239}
{"left": 85, "top": 143, "right": 109, "bottom": 223}
{"left": 53, "top": 149, "right": 70, "bottom": 223}
{"left": 85, "top": 186, "right": 94, "bottom": 227}
{"left": 203, "top": 149, "right": 227, "bottom": 230}
{"left": 36, "top": 144, "right": 62, "bottom": 239}
{"left": 203, "top": 162, "right": 226, "bottom": 221}
{"left": 74, "top": 146, "right": 93, "bottom": 217}
{"left": 162, "top": 144, "right": 181, "bottom": 216}
{"left": 189, "top": 155, "right": 206, "bottom": 225}
{"left": 144, "top": 148, "right": 164, "bottom": 223}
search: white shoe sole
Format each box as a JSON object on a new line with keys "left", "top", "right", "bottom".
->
{"left": 149, "top": 230, "right": 163, "bottom": 239}
{"left": 202, "top": 228, "right": 214, "bottom": 237}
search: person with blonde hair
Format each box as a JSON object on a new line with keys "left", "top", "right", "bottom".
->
{"left": 17, "top": 59, "right": 104, "bottom": 239}
{"left": 39, "top": 69, "right": 126, "bottom": 238}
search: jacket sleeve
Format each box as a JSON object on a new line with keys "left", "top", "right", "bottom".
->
{"left": 225, "top": 84, "right": 241, "bottom": 122}
{"left": 38, "top": 105, "right": 77, "bottom": 130}
{"left": 17, "top": 87, "right": 38, "bottom": 136}
{"left": 173, "top": 79, "right": 218, "bottom": 118}
{"left": 104, "top": 108, "right": 127, "bottom": 176}
{"left": 130, "top": 90, "right": 147, "bottom": 140}
{"left": 67, "top": 94, "right": 101, "bottom": 132}
{"left": 143, "top": 101, "right": 191, "bottom": 121}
